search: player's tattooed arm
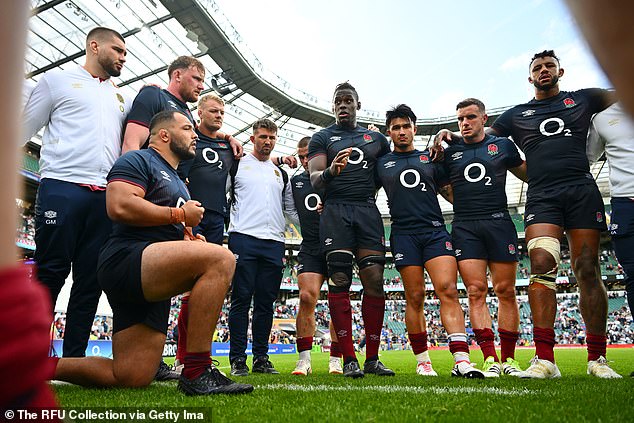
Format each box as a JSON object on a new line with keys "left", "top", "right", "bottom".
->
{"left": 438, "top": 184, "right": 454, "bottom": 204}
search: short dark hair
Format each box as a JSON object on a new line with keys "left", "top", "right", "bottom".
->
{"left": 252, "top": 118, "right": 278, "bottom": 134}
{"left": 456, "top": 98, "right": 486, "bottom": 113}
{"left": 386, "top": 104, "right": 417, "bottom": 128}
{"left": 530, "top": 50, "right": 560, "bottom": 68}
{"left": 149, "top": 110, "right": 186, "bottom": 135}
{"left": 333, "top": 81, "right": 359, "bottom": 100}
{"left": 297, "top": 136, "right": 310, "bottom": 149}
{"left": 167, "top": 56, "right": 205, "bottom": 80}
{"left": 86, "top": 27, "right": 124, "bottom": 45}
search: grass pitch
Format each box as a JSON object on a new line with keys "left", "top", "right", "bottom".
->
{"left": 53, "top": 348, "right": 634, "bottom": 422}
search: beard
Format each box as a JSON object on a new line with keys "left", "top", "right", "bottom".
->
{"left": 170, "top": 140, "right": 195, "bottom": 161}
{"left": 533, "top": 74, "right": 559, "bottom": 91}
{"left": 98, "top": 56, "right": 121, "bottom": 77}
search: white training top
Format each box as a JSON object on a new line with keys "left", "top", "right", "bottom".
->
{"left": 587, "top": 102, "right": 634, "bottom": 198}
{"left": 228, "top": 153, "right": 299, "bottom": 242}
{"left": 23, "top": 65, "right": 131, "bottom": 187}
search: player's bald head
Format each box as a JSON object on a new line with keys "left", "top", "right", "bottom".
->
{"left": 149, "top": 110, "right": 187, "bottom": 136}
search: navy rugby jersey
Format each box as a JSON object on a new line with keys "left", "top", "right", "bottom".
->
{"left": 308, "top": 124, "right": 390, "bottom": 203}
{"left": 492, "top": 89, "right": 611, "bottom": 193}
{"left": 187, "top": 129, "right": 234, "bottom": 216}
{"left": 106, "top": 148, "right": 190, "bottom": 243}
{"left": 443, "top": 135, "right": 522, "bottom": 221}
{"left": 291, "top": 171, "right": 322, "bottom": 253}
{"left": 125, "top": 85, "right": 196, "bottom": 180}
{"left": 377, "top": 149, "right": 448, "bottom": 235}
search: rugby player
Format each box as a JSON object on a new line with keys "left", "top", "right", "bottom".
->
{"left": 173, "top": 93, "right": 234, "bottom": 372}
{"left": 440, "top": 98, "right": 526, "bottom": 376}
{"left": 308, "top": 82, "right": 393, "bottom": 378}
{"left": 435, "top": 50, "right": 619, "bottom": 378}
{"left": 291, "top": 137, "right": 343, "bottom": 376}
{"left": 50, "top": 110, "right": 254, "bottom": 395}
{"left": 376, "top": 104, "right": 484, "bottom": 378}
{"left": 23, "top": 27, "right": 130, "bottom": 358}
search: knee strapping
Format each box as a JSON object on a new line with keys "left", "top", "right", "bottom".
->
{"left": 527, "top": 236, "right": 561, "bottom": 291}
{"left": 357, "top": 255, "right": 386, "bottom": 295}
{"left": 326, "top": 250, "right": 354, "bottom": 293}
{"left": 357, "top": 254, "right": 386, "bottom": 270}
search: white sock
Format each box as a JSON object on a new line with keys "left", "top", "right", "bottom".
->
{"left": 329, "top": 356, "right": 341, "bottom": 362}
{"left": 415, "top": 350, "right": 431, "bottom": 364}
{"left": 453, "top": 352, "right": 470, "bottom": 364}
{"left": 299, "top": 350, "right": 311, "bottom": 361}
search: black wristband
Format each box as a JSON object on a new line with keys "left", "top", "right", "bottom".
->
{"left": 320, "top": 167, "right": 334, "bottom": 183}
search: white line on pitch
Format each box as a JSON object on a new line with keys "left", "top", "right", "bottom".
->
{"left": 258, "top": 383, "right": 533, "bottom": 396}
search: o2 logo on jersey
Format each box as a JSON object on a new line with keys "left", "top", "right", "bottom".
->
{"left": 304, "top": 193, "right": 322, "bottom": 211}
{"left": 399, "top": 169, "right": 427, "bottom": 191}
{"left": 202, "top": 148, "right": 223, "bottom": 169}
{"left": 539, "top": 117, "right": 572, "bottom": 137}
{"left": 463, "top": 163, "right": 491, "bottom": 186}
{"left": 346, "top": 147, "right": 368, "bottom": 168}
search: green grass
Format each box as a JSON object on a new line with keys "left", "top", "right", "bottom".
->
{"left": 53, "top": 348, "right": 634, "bottom": 422}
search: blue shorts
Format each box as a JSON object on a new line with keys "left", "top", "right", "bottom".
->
{"left": 297, "top": 249, "right": 327, "bottom": 275}
{"left": 390, "top": 230, "right": 454, "bottom": 268}
{"left": 451, "top": 218, "right": 518, "bottom": 262}
{"left": 320, "top": 202, "right": 385, "bottom": 253}
{"left": 524, "top": 183, "right": 607, "bottom": 230}
{"left": 193, "top": 209, "right": 226, "bottom": 245}
{"left": 97, "top": 239, "right": 170, "bottom": 334}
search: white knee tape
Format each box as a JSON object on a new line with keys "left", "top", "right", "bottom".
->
{"left": 527, "top": 236, "right": 561, "bottom": 264}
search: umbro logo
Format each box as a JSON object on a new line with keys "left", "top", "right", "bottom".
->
{"left": 44, "top": 210, "right": 57, "bottom": 219}
{"left": 383, "top": 161, "right": 396, "bottom": 168}
{"left": 168, "top": 100, "right": 179, "bottom": 110}
{"left": 432, "top": 221, "right": 442, "bottom": 227}
{"left": 455, "top": 249, "right": 462, "bottom": 257}
{"left": 160, "top": 170, "right": 172, "bottom": 181}
{"left": 451, "top": 152, "right": 463, "bottom": 160}
{"left": 394, "top": 253, "right": 404, "bottom": 261}
{"left": 526, "top": 214, "right": 535, "bottom": 222}
{"left": 491, "top": 212, "right": 505, "bottom": 218}
{"left": 324, "top": 238, "right": 333, "bottom": 246}
{"left": 329, "top": 136, "right": 342, "bottom": 141}
{"left": 521, "top": 109, "right": 536, "bottom": 117}
{"left": 295, "top": 181, "right": 304, "bottom": 188}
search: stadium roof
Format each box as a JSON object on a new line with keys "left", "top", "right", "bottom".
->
{"left": 26, "top": 0, "right": 612, "bottom": 216}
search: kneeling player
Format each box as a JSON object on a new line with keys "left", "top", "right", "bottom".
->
{"left": 49, "top": 111, "right": 253, "bottom": 395}
{"left": 441, "top": 98, "right": 526, "bottom": 376}
{"left": 291, "top": 137, "right": 342, "bottom": 375}
{"left": 376, "top": 104, "right": 484, "bottom": 378}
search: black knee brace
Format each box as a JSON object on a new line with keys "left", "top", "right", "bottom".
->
{"left": 357, "top": 254, "right": 386, "bottom": 296}
{"left": 326, "top": 250, "right": 355, "bottom": 293}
